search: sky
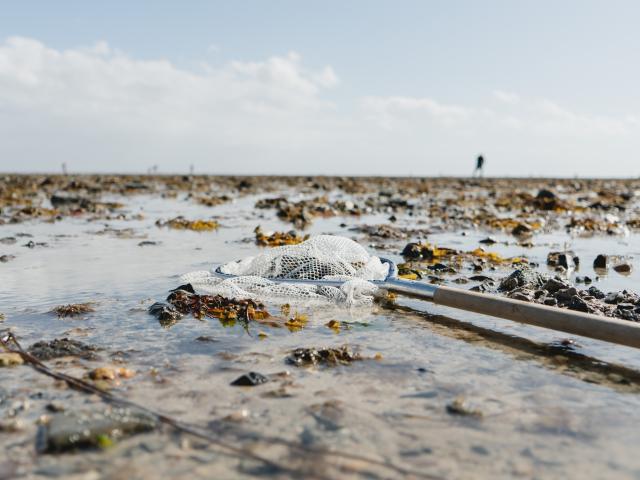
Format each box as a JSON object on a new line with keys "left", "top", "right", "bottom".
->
{"left": 1, "top": 1, "right": 639, "bottom": 177}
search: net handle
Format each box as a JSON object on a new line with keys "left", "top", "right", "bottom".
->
{"left": 213, "top": 257, "right": 640, "bottom": 348}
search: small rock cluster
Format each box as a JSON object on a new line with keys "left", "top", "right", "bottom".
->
{"left": 498, "top": 267, "right": 640, "bottom": 321}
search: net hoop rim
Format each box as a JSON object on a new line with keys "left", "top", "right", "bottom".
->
{"left": 212, "top": 257, "right": 398, "bottom": 286}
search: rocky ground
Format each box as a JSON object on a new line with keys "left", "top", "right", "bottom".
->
{"left": 2, "top": 174, "right": 640, "bottom": 479}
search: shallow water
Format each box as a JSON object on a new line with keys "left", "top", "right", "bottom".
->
{"left": 2, "top": 188, "right": 640, "bottom": 479}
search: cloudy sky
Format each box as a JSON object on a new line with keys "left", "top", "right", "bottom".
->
{"left": 1, "top": 1, "right": 639, "bottom": 176}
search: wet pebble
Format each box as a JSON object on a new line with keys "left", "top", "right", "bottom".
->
{"left": 286, "top": 346, "right": 361, "bottom": 367}
{"left": 0, "top": 353, "right": 23, "bottom": 367}
{"left": 230, "top": 372, "right": 269, "bottom": 386}
{"left": 148, "top": 302, "right": 183, "bottom": 327}
{"left": 511, "top": 223, "right": 532, "bottom": 237}
{"left": 37, "top": 408, "right": 157, "bottom": 453}
{"left": 613, "top": 263, "right": 632, "bottom": 274}
{"left": 543, "top": 277, "right": 569, "bottom": 294}
{"left": 89, "top": 367, "right": 116, "bottom": 381}
{"left": 138, "top": 240, "right": 160, "bottom": 247}
{"left": 568, "top": 295, "right": 590, "bottom": 312}
{"left": 446, "top": 397, "right": 483, "bottom": 417}
{"left": 547, "top": 251, "right": 578, "bottom": 269}
{"left": 479, "top": 237, "right": 497, "bottom": 245}
{"left": 28, "top": 338, "right": 100, "bottom": 361}
{"left": 593, "top": 254, "right": 609, "bottom": 269}
{"left": 575, "top": 276, "right": 592, "bottom": 284}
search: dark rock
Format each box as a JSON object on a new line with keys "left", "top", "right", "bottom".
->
{"left": 511, "top": 224, "right": 532, "bottom": 237}
{"left": 37, "top": 408, "right": 157, "bottom": 453}
{"left": 543, "top": 278, "right": 569, "bottom": 294}
{"left": 50, "top": 193, "right": 90, "bottom": 208}
{"left": 556, "top": 254, "right": 569, "bottom": 269}
{"left": 124, "top": 182, "right": 150, "bottom": 190}
{"left": 508, "top": 292, "right": 532, "bottom": 302}
{"left": 613, "top": 263, "right": 632, "bottom": 274}
{"left": 230, "top": 372, "right": 269, "bottom": 386}
{"left": 23, "top": 241, "right": 47, "bottom": 248}
{"left": 0, "top": 237, "right": 16, "bottom": 245}
{"left": 536, "top": 189, "right": 556, "bottom": 200}
{"left": 617, "top": 303, "right": 635, "bottom": 310}
{"left": 45, "top": 402, "right": 66, "bottom": 413}
{"left": 148, "top": 302, "right": 183, "bottom": 327}
{"left": 547, "top": 251, "right": 577, "bottom": 269}
{"left": 543, "top": 297, "right": 557, "bottom": 306}
{"left": 470, "top": 282, "right": 492, "bottom": 292}
{"left": 0, "top": 255, "right": 15, "bottom": 263}
{"left": 479, "top": 237, "right": 497, "bottom": 245}
{"left": 469, "top": 275, "right": 493, "bottom": 282}
{"left": 617, "top": 309, "right": 639, "bottom": 321}
{"left": 28, "top": 338, "right": 99, "bottom": 361}
{"left": 593, "top": 254, "right": 608, "bottom": 269}
{"left": 237, "top": 179, "right": 252, "bottom": 190}
{"left": 195, "top": 336, "right": 217, "bottom": 343}
{"left": 605, "top": 292, "right": 625, "bottom": 304}
{"left": 401, "top": 242, "right": 423, "bottom": 259}
{"left": 169, "top": 283, "right": 196, "bottom": 294}
{"left": 498, "top": 268, "right": 546, "bottom": 292}
{"left": 137, "top": 241, "right": 159, "bottom": 247}
{"left": 427, "top": 263, "right": 455, "bottom": 273}
{"left": 587, "top": 286, "right": 606, "bottom": 299}
{"left": 471, "top": 445, "right": 490, "bottom": 456}
{"left": 555, "top": 287, "right": 578, "bottom": 301}
{"left": 568, "top": 296, "right": 589, "bottom": 312}
{"left": 286, "top": 346, "right": 361, "bottom": 367}
{"left": 533, "top": 189, "right": 562, "bottom": 211}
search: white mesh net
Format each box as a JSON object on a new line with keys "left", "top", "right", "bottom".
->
{"left": 180, "top": 235, "right": 389, "bottom": 307}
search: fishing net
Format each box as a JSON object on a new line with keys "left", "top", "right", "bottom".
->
{"left": 180, "top": 235, "right": 389, "bottom": 307}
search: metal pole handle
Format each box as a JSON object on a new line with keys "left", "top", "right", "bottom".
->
{"left": 383, "top": 279, "right": 640, "bottom": 349}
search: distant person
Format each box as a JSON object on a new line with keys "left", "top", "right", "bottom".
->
{"left": 473, "top": 155, "right": 484, "bottom": 177}
{"left": 61, "top": 162, "right": 67, "bottom": 175}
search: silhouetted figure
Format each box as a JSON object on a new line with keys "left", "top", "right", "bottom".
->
{"left": 473, "top": 155, "right": 484, "bottom": 177}
{"left": 61, "top": 162, "right": 68, "bottom": 175}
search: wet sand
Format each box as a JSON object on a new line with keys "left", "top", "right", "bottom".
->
{"left": 2, "top": 175, "right": 640, "bottom": 479}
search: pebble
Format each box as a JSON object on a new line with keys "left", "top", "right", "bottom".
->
{"left": 89, "top": 367, "right": 116, "bottom": 381}
{"left": 613, "top": 263, "right": 632, "bottom": 274}
{"left": 230, "top": 372, "right": 269, "bottom": 386}
{"left": 37, "top": 408, "right": 157, "bottom": 453}
{"left": 0, "top": 353, "right": 24, "bottom": 367}
{"left": 593, "top": 254, "right": 609, "bottom": 269}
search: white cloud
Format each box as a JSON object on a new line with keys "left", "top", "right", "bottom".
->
{"left": 0, "top": 36, "right": 639, "bottom": 176}
{"left": 493, "top": 90, "right": 520, "bottom": 104}
{"left": 0, "top": 37, "right": 343, "bottom": 172}
{"left": 361, "top": 93, "right": 638, "bottom": 138}
{"left": 361, "top": 96, "right": 473, "bottom": 129}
